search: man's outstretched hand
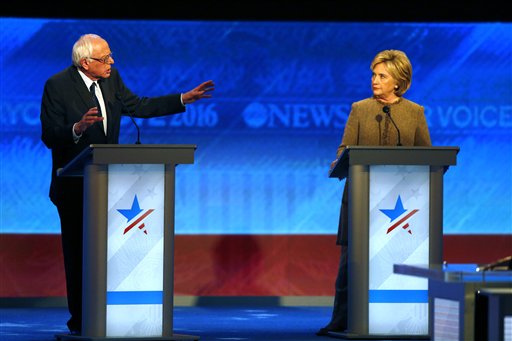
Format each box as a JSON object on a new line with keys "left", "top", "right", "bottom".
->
{"left": 182, "top": 80, "right": 215, "bottom": 105}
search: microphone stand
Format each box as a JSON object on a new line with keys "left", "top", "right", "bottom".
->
{"left": 116, "top": 93, "right": 141, "bottom": 144}
{"left": 383, "top": 106, "right": 402, "bottom": 146}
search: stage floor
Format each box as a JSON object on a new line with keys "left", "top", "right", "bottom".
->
{"left": 0, "top": 306, "right": 428, "bottom": 341}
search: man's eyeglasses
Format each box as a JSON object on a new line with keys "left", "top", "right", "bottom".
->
{"left": 89, "top": 53, "right": 113, "bottom": 64}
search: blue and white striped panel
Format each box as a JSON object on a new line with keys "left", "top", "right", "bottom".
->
{"left": 106, "top": 164, "right": 165, "bottom": 337}
{"left": 368, "top": 165, "right": 430, "bottom": 335}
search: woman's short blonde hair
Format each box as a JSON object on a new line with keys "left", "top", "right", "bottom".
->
{"left": 371, "top": 49, "right": 412, "bottom": 97}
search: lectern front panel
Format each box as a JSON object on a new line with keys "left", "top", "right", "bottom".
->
{"left": 368, "top": 165, "right": 430, "bottom": 334}
{"left": 106, "top": 164, "right": 165, "bottom": 337}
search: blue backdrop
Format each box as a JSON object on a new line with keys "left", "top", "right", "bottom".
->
{"left": 1, "top": 18, "right": 511, "bottom": 235}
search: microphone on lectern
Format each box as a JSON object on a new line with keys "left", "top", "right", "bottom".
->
{"left": 116, "top": 93, "right": 141, "bottom": 144}
{"left": 383, "top": 105, "right": 401, "bottom": 146}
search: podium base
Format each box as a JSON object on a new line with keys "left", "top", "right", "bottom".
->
{"left": 327, "top": 331, "right": 429, "bottom": 340}
{"left": 55, "top": 333, "right": 200, "bottom": 341}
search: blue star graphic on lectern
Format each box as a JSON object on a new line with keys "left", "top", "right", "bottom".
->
{"left": 380, "top": 195, "right": 407, "bottom": 222}
{"left": 117, "top": 195, "right": 143, "bottom": 222}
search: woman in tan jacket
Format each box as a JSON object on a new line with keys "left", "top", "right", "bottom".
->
{"left": 317, "top": 49, "right": 432, "bottom": 336}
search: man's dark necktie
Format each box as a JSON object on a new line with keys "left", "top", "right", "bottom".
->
{"left": 90, "top": 82, "right": 105, "bottom": 134}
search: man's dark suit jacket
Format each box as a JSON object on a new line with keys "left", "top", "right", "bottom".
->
{"left": 40, "top": 65, "right": 185, "bottom": 203}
